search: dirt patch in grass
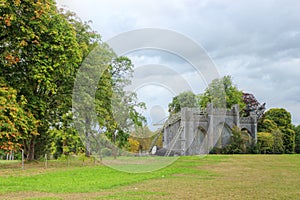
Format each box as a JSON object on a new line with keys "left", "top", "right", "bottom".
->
{"left": 0, "top": 191, "right": 114, "bottom": 200}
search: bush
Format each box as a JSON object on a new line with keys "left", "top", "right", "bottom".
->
{"left": 101, "top": 148, "right": 112, "bottom": 157}
{"left": 295, "top": 126, "right": 300, "bottom": 153}
{"left": 222, "top": 126, "right": 248, "bottom": 154}
{"left": 272, "top": 129, "right": 284, "bottom": 154}
{"left": 210, "top": 126, "right": 252, "bottom": 154}
{"left": 257, "top": 132, "right": 274, "bottom": 154}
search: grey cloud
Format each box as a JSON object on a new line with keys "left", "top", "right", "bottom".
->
{"left": 57, "top": 0, "right": 300, "bottom": 124}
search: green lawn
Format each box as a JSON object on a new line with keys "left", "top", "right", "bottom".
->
{"left": 0, "top": 155, "right": 300, "bottom": 199}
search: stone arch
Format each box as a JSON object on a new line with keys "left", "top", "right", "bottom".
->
{"left": 241, "top": 127, "right": 251, "bottom": 134}
{"left": 215, "top": 122, "right": 232, "bottom": 148}
{"left": 187, "top": 126, "right": 207, "bottom": 155}
{"left": 241, "top": 128, "right": 252, "bottom": 146}
{"left": 241, "top": 127, "right": 251, "bottom": 133}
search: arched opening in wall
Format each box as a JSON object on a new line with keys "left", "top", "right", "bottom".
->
{"left": 241, "top": 128, "right": 252, "bottom": 146}
{"left": 215, "top": 123, "right": 232, "bottom": 148}
{"left": 187, "top": 126, "right": 207, "bottom": 155}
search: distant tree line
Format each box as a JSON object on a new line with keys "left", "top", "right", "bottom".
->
{"left": 168, "top": 76, "right": 299, "bottom": 154}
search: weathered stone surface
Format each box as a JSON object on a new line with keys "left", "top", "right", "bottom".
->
{"left": 163, "top": 103, "right": 257, "bottom": 155}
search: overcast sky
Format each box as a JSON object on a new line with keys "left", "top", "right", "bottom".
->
{"left": 57, "top": 0, "right": 300, "bottom": 127}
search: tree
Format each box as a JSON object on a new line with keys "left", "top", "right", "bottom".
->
{"left": 111, "top": 57, "right": 146, "bottom": 130}
{"left": 257, "top": 132, "right": 274, "bottom": 154}
{"left": 258, "top": 119, "right": 278, "bottom": 133}
{"left": 199, "top": 76, "right": 245, "bottom": 110}
{"left": 1, "top": 0, "right": 81, "bottom": 159}
{"left": 258, "top": 118, "right": 284, "bottom": 154}
{"left": 168, "top": 91, "right": 198, "bottom": 114}
{"left": 73, "top": 43, "right": 115, "bottom": 157}
{"left": 73, "top": 44, "right": 145, "bottom": 158}
{"left": 222, "top": 126, "right": 249, "bottom": 154}
{"left": 243, "top": 93, "right": 265, "bottom": 118}
{"left": 127, "top": 138, "right": 140, "bottom": 153}
{"left": 58, "top": 9, "right": 116, "bottom": 157}
{"left": 294, "top": 125, "right": 300, "bottom": 153}
{"left": 130, "top": 126, "right": 159, "bottom": 152}
{"left": 103, "top": 57, "right": 146, "bottom": 144}
{"left": 1, "top": 1, "right": 146, "bottom": 159}
{"left": 0, "top": 78, "right": 38, "bottom": 154}
{"left": 49, "top": 112, "right": 83, "bottom": 158}
{"left": 263, "top": 108, "right": 295, "bottom": 153}
{"left": 272, "top": 129, "right": 284, "bottom": 154}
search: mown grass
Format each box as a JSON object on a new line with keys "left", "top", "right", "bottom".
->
{"left": 0, "top": 156, "right": 221, "bottom": 194}
{"left": 1, "top": 155, "right": 300, "bottom": 200}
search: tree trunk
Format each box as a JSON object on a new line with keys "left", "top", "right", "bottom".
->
{"left": 113, "top": 146, "right": 117, "bottom": 159}
{"left": 27, "top": 137, "right": 35, "bottom": 161}
{"left": 85, "top": 116, "right": 91, "bottom": 157}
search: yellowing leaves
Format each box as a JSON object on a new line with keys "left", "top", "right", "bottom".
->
{"left": 32, "top": 39, "right": 39, "bottom": 44}
{"left": 20, "top": 40, "right": 28, "bottom": 47}
{"left": 128, "top": 138, "right": 140, "bottom": 153}
{"left": 14, "top": 0, "right": 20, "bottom": 6}
{"left": 2, "top": 14, "right": 16, "bottom": 26}
{"left": 34, "top": 10, "right": 44, "bottom": 18}
{"left": 4, "top": 18, "right": 11, "bottom": 26}
{"left": 0, "top": 80, "right": 39, "bottom": 152}
{"left": 9, "top": 107, "right": 17, "bottom": 112}
{"left": 5, "top": 54, "right": 20, "bottom": 64}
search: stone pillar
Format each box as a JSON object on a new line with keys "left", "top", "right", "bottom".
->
{"left": 181, "top": 108, "right": 187, "bottom": 155}
{"left": 207, "top": 103, "right": 214, "bottom": 153}
{"left": 163, "top": 126, "right": 167, "bottom": 149}
{"left": 250, "top": 112, "right": 258, "bottom": 144}
{"left": 181, "top": 108, "right": 194, "bottom": 155}
{"left": 232, "top": 104, "right": 240, "bottom": 127}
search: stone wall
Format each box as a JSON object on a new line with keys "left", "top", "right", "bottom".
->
{"left": 163, "top": 103, "right": 257, "bottom": 155}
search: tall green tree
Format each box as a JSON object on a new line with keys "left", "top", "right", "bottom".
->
{"left": 1, "top": 0, "right": 81, "bottom": 159}
{"left": 263, "top": 108, "right": 295, "bottom": 153}
{"left": 257, "top": 132, "right": 274, "bottom": 154}
{"left": 105, "top": 57, "right": 146, "bottom": 148}
{"left": 272, "top": 129, "right": 284, "bottom": 154}
{"left": 258, "top": 118, "right": 284, "bottom": 154}
{"left": 63, "top": 9, "right": 146, "bottom": 156}
{"left": 73, "top": 44, "right": 145, "bottom": 157}
{"left": 293, "top": 125, "right": 300, "bottom": 153}
{"left": 73, "top": 43, "right": 114, "bottom": 156}
{"left": 0, "top": 78, "right": 38, "bottom": 153}
{"left": 199, "top": 76, "right": 245, "bottom": 110}
{"left": 1, "top": 1, "right": 145, "bottom": 159}
{"left": 55, "top": 9, "right": 106, "bottom": 157}
{"left": 168, "top": 91, "right": 198, "bottom": 114}
{"left": 258, "top": 119, "right": 278, "bottom": 133}
{"left": 49, "top": 112, "right": 83, "bottom": 158}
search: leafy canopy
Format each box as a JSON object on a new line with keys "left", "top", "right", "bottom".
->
{"left": 0, "top": 78, "right": 38, "bottom": 151}
{"left": 199, "top": 76, "right": 245, "bottom": 110}
{"left": 168, "top": 91, "right": 198, "bottom": 114}
{"left": 262, "top": 108, "right": 295, "bottom": 153}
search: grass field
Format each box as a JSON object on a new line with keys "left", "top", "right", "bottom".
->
{"left": 0, "top": 155, "right": 299, "bottom": 199}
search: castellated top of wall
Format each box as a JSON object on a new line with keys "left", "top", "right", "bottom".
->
{"left": 181, "top": 103, "right": 241, "bottom": 121}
